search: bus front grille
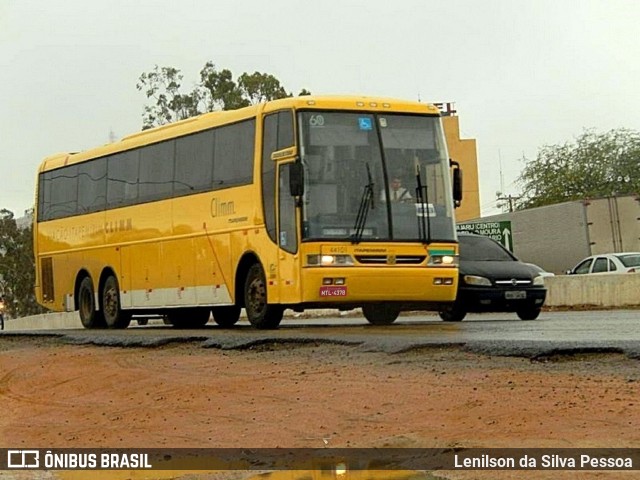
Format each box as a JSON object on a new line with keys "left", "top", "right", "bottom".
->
{"left": 355, "top": 255, "right": 426, "bottom": 265}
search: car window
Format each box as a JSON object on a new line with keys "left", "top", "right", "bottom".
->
{"left": 609, "top": 259, "right": 617, "bottom": 271}
{"left": 617, "top": 254, "right": 640, "bottom": 268}
{"left": 593, "top": 258, "right": 608, "bottom": 273}
{"left": 459, "top": 235, "right": 515, "bottom": 261}
{"left": 574, "top": 259, "right": 592, "bottom": 274}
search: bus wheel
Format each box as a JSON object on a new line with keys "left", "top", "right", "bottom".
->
{"left": 516, "top": 307, "right": 541, "bottom": 321}
{"left": 166, "top": 308, "right": 210, "bottom": 328}
{"left": 212, "top": 305, "right": 241, "bottom": 327}
{"left": 102, "top": 275, "right": 131, "bottom": 329}
{"left": 362, "top": 304, "right": 400, "bottom": 325}
{"left": 78, "top": 277, "right": 105, "bottom": 329}
{"left": 244, "top": 264, "right": 283, "bottom": 329}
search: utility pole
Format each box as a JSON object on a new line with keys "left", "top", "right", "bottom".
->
{"left": 497, "top": 194, "right": 521, "bottom": 213}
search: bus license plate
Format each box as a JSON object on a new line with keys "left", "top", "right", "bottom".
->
{"left": 319, "top": 286, "right": 347, "bottom": 297}
{"left": 505, "top": 291, "right": 526, "bottom": 300}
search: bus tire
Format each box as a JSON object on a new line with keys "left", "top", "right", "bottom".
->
{"left": 78, "top": 276, "right": 105, "bottom": 329}
{"left": 362, "top": 304, "right": 400, "bottom": 325}
{"left": 102, "top": 275, "right": 131, "bottom": 329}
{"left": 244, "top": 263, "right": 283, "bottom": 329}
{"left": 212, "top": 305, "right": 241, "bottom": 327}
{"left": 516, "top": 307, "right": 541, "bottom": 321}
{"left": 166, "top": 308, "right": 210, "bottom": 328}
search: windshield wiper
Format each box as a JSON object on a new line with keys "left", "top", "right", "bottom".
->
{"left": 351, "top": 163, "right": 375, "bottom": 244}
{"left": 414, "top": 162, "right": 431, "bottom": 243}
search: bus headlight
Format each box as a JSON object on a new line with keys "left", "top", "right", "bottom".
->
{"left": 306, "top": 254, "right": 354, "bottom": 266}
{"left": 428, "top": 254, "right": 458, "bottom": 266}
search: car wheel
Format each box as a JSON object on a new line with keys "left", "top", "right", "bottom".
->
{"left": 516, "top": 307, "right": 541, "bottom": 321}
{"left": 212, "top": 305, "right": 241, "bottom": 327}
{"left": 438, "top": 304, "right": 467, "bottom": 322}
{"left": 362, "top": 304, "right": 400, "bottom": 325}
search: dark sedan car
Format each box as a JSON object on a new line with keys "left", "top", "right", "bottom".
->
{"left": 439, "top": 233, "right": 547, "bottom": 321}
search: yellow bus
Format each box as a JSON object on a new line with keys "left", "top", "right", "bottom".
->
{"left": 34, "top": 95, "right": 462, "bottom": 329}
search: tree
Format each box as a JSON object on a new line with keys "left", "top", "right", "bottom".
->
{"left": 517, "top": 128, "right": 640, "bottom": 209}
{"left": 199, "top": 62, "right": 248, "bottom": 112}
{"left": 0, "top": 209, "right": 46, "bottom": 318}
{"left": 138, "top": 61, "right": 310, "bottom": 129}
{"left": 238, "top": 71, "right": 290, "bottom": 105}
{"left": 136, "top": 66, "right": 202, "bottom": 130}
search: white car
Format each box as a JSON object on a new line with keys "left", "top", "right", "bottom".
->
{"left": 567, "top": 252, "right": 640, "bottom": 275}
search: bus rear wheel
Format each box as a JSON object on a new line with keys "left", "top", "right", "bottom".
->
{"left": 78, "top": 276, "right": 105, "bottom": 329}
{"left": 362, "top": 304, "right": 400, "bottom": 325}
{"left": 212, "top": 305, "right": 241, "bottom": 327}
{"left": 244, "top": 263, "right": 283, "bottom": 329}
{"left": 102, "top": 275, "right": 131, "bottom": 329}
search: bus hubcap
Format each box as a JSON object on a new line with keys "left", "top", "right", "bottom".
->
{"left": 248, "top": 278, "right": 266, "bottom": 314}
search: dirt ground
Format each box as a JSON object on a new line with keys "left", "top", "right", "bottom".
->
{"left": 1, "top": 336, "right": 639, "bottom": 479}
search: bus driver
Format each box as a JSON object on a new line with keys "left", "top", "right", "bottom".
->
{"left": 381, "top": 176, "right": 412, "bottom": 203}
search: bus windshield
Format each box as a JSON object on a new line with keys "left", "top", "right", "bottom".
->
{"left": 298, "top": 111, "right": 456, "bottom": 242}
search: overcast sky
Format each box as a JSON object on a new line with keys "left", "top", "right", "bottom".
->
{"left": 1, "top": 0, "right": 638, "bottom": 217}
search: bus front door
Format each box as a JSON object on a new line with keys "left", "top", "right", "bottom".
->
{"left": 276, "top": 162, "right": 301, "bottom": 304}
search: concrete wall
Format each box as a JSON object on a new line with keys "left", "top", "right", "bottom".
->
{"left": 544, "top": 274, "right": 640, "bottom": 308}
{"left": 4, "top": 311, "right": 78, "bottom": 331}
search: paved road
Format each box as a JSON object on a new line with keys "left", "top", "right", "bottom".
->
{"left": 2, "top": 309, "right": 640, "bottom": 359}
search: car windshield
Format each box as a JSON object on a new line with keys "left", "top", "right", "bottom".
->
{"left": 617, "top": 254, "right": 640, "bottom": 268}
{"left": 459, "top": 235, "right": 515, "bottom": 261}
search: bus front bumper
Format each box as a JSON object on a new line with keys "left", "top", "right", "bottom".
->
{"left": 301, "top": 266, "right": 458, "bottom": 304}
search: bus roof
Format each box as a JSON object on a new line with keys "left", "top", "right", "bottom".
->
{"left": 38, "top": 95, "right": 440, "bottom": 173}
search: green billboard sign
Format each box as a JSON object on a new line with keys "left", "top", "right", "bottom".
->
{"left": 457, "top": 221, "right": 513, "bottom": 251}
